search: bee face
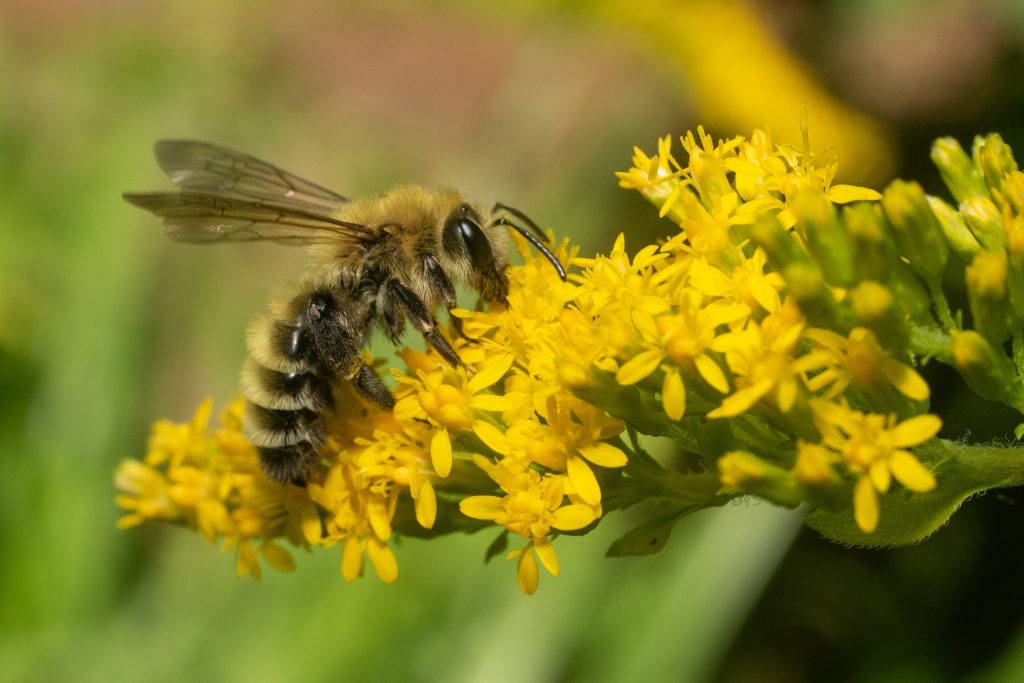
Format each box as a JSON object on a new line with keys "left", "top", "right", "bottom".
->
{"left": 440, "top": 203, "right": 511, "bottom": 303}
{"left": 125, "top": 140, "right": 564, "bottom": 485}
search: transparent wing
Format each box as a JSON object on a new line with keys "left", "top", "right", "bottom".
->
{"left": 154, "top": 139, "right": 349, "bottom": 215}
{"left": 123, "top": 191, "right": 374, "bottom": 245}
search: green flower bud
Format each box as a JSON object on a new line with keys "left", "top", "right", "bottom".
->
{"left": 881, "top": 180, "right": 950, "bottom": 281}
{"left": 718, "top": 451, "right": 805, "bottom": 507}
{"left": 966, "top": 250, "right": 1012, "bottom": 343}
{"left": 751, "top": 213, "right": 813, "bottom": 272}
{"left": 782, "top": 262, "right": 846, "bottom": 329}
{"left": 932, "top": 136, "right": 991, "bottom": 203}
{"left": 1000, "top": 171, "right": 1024, "bottom": 216}
{"left": 961, "top": 196, "right": 1005, "bottom": 251}
{"left": 850, "top": 281, "right": 909, "bottom": 352}
{"left": 791, "top": 189, "right": 855, "bottom": 287}
{"left": 887, "top": 268, "right": 934, "bottom": 324}
{"left": 973, "top": 133, "right": 1018, "bottom": 195}
{"left": 843, "top": 202, "right": 898, "bottom": 282}
{"left": 950, "top": 330, "right": 1019, "bottom": 405}
{"left": 1005, "top": 216, "right": 1024, "bottom": 321}
{"left": 927, "top": 195, "right": 981, "bottom": 262}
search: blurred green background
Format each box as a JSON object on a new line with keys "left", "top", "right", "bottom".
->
{"left": 4, "top": 1, "right": 1024, "bottom": 681}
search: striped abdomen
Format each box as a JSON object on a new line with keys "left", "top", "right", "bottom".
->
{"left": 241, "top": 310, "right": 332, "bottom": 484}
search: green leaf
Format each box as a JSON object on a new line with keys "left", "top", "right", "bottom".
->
{"left": 606, "top": 507, "right": 695, "bottom": 557}
{"left": 805, "top": 439, "right": 1024, "bottom": 547}
{"left": 484, "top": 530, "right": 509, "bottom": 564}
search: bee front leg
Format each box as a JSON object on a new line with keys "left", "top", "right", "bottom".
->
{"left": 387, "top": 279, "right": 470, "bottom": 371}
{"left": 420, "top": 254, "right": 477, "bottom": 344}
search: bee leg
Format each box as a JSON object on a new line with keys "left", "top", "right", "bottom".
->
{"left": 420, "top": 254, "right": 478, "bottom": 344}
{"left": 387, "top": 279, "right": 469, "bottom": 371}
{"left": 349, "top": 362, "right": 396, "bottom": 411}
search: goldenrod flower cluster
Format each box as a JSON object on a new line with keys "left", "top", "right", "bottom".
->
{"left": 117, "top": 122, "right": 1024, "bottom": 594}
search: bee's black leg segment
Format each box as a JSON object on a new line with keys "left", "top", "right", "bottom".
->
{"left": 420, "top": 254, "right": 478, "bottom": 343}
{"left": 350, "top": 362, "right": 396, "bottom": 410}
{"left": 387, "top": 279, "right": 468, "bottom": 371}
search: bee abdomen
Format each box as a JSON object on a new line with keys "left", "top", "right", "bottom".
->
{"left": 246, "top": 314, "right": 313, "bottom": 374}
{"left": 240, "top": 357, "right": 329, "bottom": 411}
{"left": 243, "top": 402, "right": 323, "bottom": 449}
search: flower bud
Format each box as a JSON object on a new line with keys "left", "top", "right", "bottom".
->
{"left": 850, "top": 281, "right": 909, "bottom": 352}
{"left": 887, "top": 267, "right": 933, "bottom": 324}
{"left": 1005, "top": 216, "right": 1024, "bottom": 321}
{"left": 791, "top": 189, "right": 855, "bottom": 287}
{"left": 973, "top": 133, "right": 1018, "bottom": 195}
{"left": 718, "top": 451, "right": 804, "bottom": 507}
{"left": 966, "top": 250, "right": 1012, "bottom": 343}
{"left": 932, "top": 136, "right": 991, "bottom": 203}
{"left": 950, "top": 330, "right": 1019, "bottom": 405}
{"left": 960, "top": 196, "right": 1004, "bottom": 251}
{"left": 750, "top": 213, "right": 812, "bottom": 273}
{"left": 927, "top": 195, "right": 981, "bottom": 262}
{"left": 881, "top": 180, "right": 949, "bottom": 282}
{"left": 782, "top": 263, "right": 846, "bottom": 329}
{"left": 843, "top": 202, "right": 898, "bottom": 283}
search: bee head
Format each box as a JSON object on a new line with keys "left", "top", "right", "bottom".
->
{"left": 442, "top": 203, "right": 510, "bottom": 302}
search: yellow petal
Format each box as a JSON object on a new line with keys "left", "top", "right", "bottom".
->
{"left": 415, "top": 479, "right": 437, "bottom": 528}
{"left": 533, "top": 535, "right": 560, "bottom": 576}
{"left": 367, "top": 498, "right": 392, "bottom": 541}
{"left": 300, "top": 500, "right": 322, "bottom": 545}
{"left": 517, "top": 546, "right": 539, "bottom": 595}
{"left": 566, "top": 455, "right": 601, "bottom": 506}
{"left": 340, "top": 537, "right": 363, "bottom": 581}
{"left": 695, "top": 353, "right": 730, "bottom": 394}
{"left": 551, "top": 504, "right": 598, "bottom": 531}
{"left": 889, "top": 414, "right": 942, "bottom": 447}
{"left": 776, "top": 378, "right": 798, "bottom": 413}
{"left": 827, "top": 184, "right": 882, "bottom": 203}
{"left": 577, "top": 442, "right": 628, "bottom": 468}
{"left": 472, "top": 420, "right": 509, "bottom": 455}
{"left": 880, "top": 360, "right": 930, "bottom": 401}
{"left": 869, "top": 459, "right": 891, "bottom": 493}
{"left": 367, "top": 537, "right": 398, "bottom": 583}
{"left": 662, "top": 368, "right": 685, "bottom": 420}
{"left": 854, "top": 476, "right": 879, "bottom": 533}
{"left": 468, "top": 353, "right": 515, "bottom": 393}
{"left": 890, "top": 451, "right": 936, "bottom": 492}
{"left": 261, "top": 540, "right": 296, "bottom": 573}
{"left": 236, "top": 540, "right": 260, "bottom": 579}
{"left": 707, "top": 379, "right": 773, "bottom": 418}
{"left": 615, "top": 348, "right": 665, "bottom": 386}
{"left": 469, "top": 394, "right": 513, "bottom": 412}
{"left": 459, "top": 495, "right": 504, "bottom": 520}
{"left": 430, "top": 429, "right": 453, "bottom": 478}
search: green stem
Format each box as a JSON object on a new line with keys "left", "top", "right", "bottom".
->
{"left": 1013, "top": 329, "right": 1024, "bottom": 376}
{"left": 927, "top": 277, "right": 957, "bottom": 330}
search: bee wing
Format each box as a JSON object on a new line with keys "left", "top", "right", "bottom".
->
{"left": 153, "top": 139, "right": 349, "bottom": 214}
{"left": 123, "top": 191, "right": 375, "bottom": 245}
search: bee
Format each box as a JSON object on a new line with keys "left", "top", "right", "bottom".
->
{"left": 124, "top": 140, "right": 565, "bottom": 485}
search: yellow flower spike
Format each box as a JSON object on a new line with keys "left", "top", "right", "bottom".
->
{"left": 533, "top": 536, "right": 560, "bottom": 577}
{"left": 566, "top": 455, "right": 601, "bottom": 506}
{"left": 889, "top": 414, "right": 943, "bottom": 447}
{"left": 367, "top": 537, "right": 399, "bottom": 583}
{"left": 516, "top": 546, "right": 540, "bottom": 595}
{"left": 414, "top": 479, "right": 437, "bottom": 529}
{"left": 430, "top": 429, "right": 453, "bottom": 478}
{"left": 662, "top": 368, "right": 686, "bottom": 420}
{"left": 261, "top": 540, "right": 296, "bottom": 573}
{"left": 889, "top": 451, "right": 937, "bottom": 492}
{"left": 472, "top": 420, "right": 510, "bottom": 455}
{"left": 854, "top": 476, "right": 880, "bottom": 533}
{"left": 340, "top": 536, "right": 364, "bottom": 582}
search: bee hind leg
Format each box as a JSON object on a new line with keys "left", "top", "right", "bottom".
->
{"left": 350, "top": 362, "right": 396, "bottom": 410}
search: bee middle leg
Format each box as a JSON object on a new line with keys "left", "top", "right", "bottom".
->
{"left": 387, "top": 279, "right": 469, "bottom": 371}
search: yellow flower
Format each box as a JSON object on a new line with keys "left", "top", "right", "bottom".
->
{"left": 802, "top": 327, "right": 930, "bottom": 401}
{"left": 810, "top": 400, "right": 941, "bottom": 533}
{"left": 460, "top": 455, "right": 598, "bottom": 595}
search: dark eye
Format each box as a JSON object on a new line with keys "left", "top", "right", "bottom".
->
{"left": 455, "top": 218, "right": 494, "bottom": 271}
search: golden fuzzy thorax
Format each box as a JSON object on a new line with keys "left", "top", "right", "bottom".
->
{"left": 303, "top": 185, "right": 511, "bottom": 306}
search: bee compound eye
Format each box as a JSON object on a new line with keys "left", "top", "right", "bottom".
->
{"left": 457, "top": 218, "right": 494, "bottom": 271}
{"left": 306, "top": 293, "right": 329, "bottom": 322}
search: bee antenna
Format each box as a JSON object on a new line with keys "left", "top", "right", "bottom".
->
{"left": 493, "top": 202, "right": 550, "bottom": 243}
{"left": 493, "top": 216, "right": 567, "bottom": 281}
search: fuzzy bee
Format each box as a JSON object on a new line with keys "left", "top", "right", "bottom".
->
{"left": 124, "top": 140, "right": 565, "bottom": 484}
